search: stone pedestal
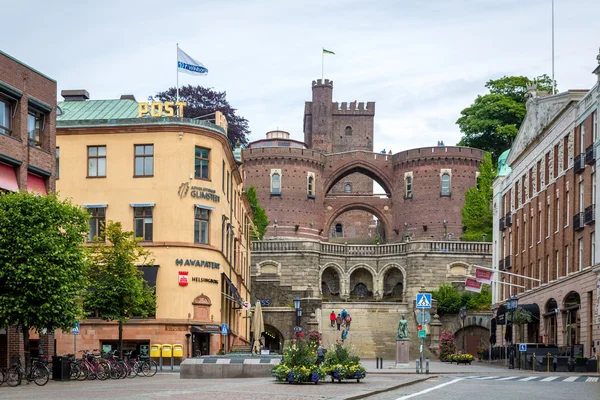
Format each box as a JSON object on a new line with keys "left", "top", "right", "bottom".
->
{"left": 395, "top": 340, "right": 409, "bottom": 367}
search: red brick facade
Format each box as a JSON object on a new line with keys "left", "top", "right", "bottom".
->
{"left": 0, "top": 50, "right": 57, "bottom": 368}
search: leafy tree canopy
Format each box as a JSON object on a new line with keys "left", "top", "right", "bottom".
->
{"left": 432, "top": 282, "right": 491, "bottom": 316}
{"left": 457, "top": 75, "right": 555, "bottom": 162}
{"left": 461, "top": 152, "right": 495, "bottom": 241}
{"left": 246, "top": 186, "right": 268, "bottom": 240}
{"left": 0, "top": 192, "right": 89, "bottom": 368}
{"left": 153, "top": 85, "right": 250, "bottom": 149}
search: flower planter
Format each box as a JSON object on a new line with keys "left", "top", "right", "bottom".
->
{"left": 286, "top": 371, "right": 320, "bottom": 384}
{"left": 329, "top": 369, "right": 366, "bottom": 383}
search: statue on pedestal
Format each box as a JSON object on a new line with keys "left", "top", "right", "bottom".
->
{"left": 396, "top": 314, "right": 409, "bottom": 340}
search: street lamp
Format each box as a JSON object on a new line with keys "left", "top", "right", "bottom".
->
{"left": 443, "top": 220, "right": 447, "bottom": 239}
{"left": 506, "top": 295, "right": 518, "bottom": 369}
{"left": 294, "top": 297, "right": 302, "bottom": 335}
{"left": 459, "top": 307, "right": 467, "bottom": 353}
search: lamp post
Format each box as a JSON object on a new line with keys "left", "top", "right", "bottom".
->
{"left": 506, "top": 295, "right": 518, "bottom": 369}
{"left": 459, "top": 307, "right": 467, "bottom": 353}
{"left": 294, "top": 296, "right": 302, "bottom": 336}
{"left": 443, "top": 220, "right": 447, "bottom": 239}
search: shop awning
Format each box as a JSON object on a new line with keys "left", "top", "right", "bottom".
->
{"left": 195, "top": 204, "right": 215, "bottom": 211}
{"left": 0, "top": 163, "right": 18, "bottom": 192}
{"left": 130, "top": 203, "right": 155, "bottom": 207}
{"left": 191, "top": 324, "right": 221, "bottom": 334}
{"left": 496, "top": 303, "right": 540, "bottom": 325}
{"left": 27, "top": 173, "right": 46, "bottom": 195}
{"left": 83, "top": 204, "right": 108, "bottom": 209}
{"left": 138, "top": 265, "right": 159, "bottom": 288}
{"left": 222, "top": 272, "right": 243, "bottom": 306}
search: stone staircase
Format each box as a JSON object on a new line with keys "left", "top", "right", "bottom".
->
{"left": 320, "top": 302, "right": 433, "bottom": 360}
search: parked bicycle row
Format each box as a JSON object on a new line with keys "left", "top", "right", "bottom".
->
{"left": 0, "top": 349, "right": 157, "bottom": 387}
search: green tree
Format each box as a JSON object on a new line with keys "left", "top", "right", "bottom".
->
{"left": 457, "top": 75, "right": 555, "bottom": 162}
{"left": 0, "top": 192, "right": 89, "bottom": 371}
{"left": 246, "top": 186, "right": 268, "bottom": 240}
{"left": 466, "top": 285, "right": 492, "bottom": 311}
{"left": 432, "top": 282, "right": 463, "bottom": 315}
{"left": 506, "top": 307, "right": 532, "bottom": 343}
{"left": 461, "top": 152, "right": 495, "bottom": 241}
{"left": 85, "top": 221, "right": 156, "bottom": 358}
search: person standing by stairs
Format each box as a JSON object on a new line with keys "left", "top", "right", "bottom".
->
{"left": 336, "top": 314, "right": 342, "bottom": 331}
{"left": 330, "top": 311, "right": 336, "bottom": 328}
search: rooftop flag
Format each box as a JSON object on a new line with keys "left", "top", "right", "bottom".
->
{"left": 177, "top": 47, "right": 208, "bottom": 76}
{"left": 322, "top": 48, "right": 335, "bottom": 55}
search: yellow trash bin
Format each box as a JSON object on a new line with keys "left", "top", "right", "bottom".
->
{"left": 173, "top": 344, "right": 184, "bottom": 357}
{"left": 162, "top": 344, "right": 173, "bottom": 358}
{"left": 150, "top": 344, "right": 162, "bottom": 358}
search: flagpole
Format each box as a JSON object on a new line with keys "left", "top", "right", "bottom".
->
{"left": 321, "top": 49, "right": 324, "bottom": 80}
{"left": 551, "top": 0, "right": 555, "bottom": 95}
{"left": 176, "top": 43, "right": 180, "bottom": 105}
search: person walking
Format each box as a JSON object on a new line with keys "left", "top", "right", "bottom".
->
{"left": 345, "top": 315, "right": 352, "bottom": 331}
{"left": 329, "top": 311, "right": 336, "bottom": 327}
{"left": 336, "top": 314, "right": 342, "bottom": 331}
{"left": 317, "top": 344, "right": 325, "bottom": 364}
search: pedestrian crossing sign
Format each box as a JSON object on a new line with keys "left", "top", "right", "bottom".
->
{"left": 416, "top": 293, "right": 432, "bottom": 309}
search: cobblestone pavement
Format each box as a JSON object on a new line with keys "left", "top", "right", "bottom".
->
{"left": 0, "top": 373, "right": 432, "bottom": 400}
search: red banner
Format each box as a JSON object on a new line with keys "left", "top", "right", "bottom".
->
{"left": 474, "top": 267, "right": 494, "bottom": 284}
{"left": 465, "top": 277, "right": 482, "bottom": 293}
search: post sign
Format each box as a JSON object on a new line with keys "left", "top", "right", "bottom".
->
{"left": 242, "top": 301, "right": 251, "bottom": 310}
{"left": 519, "top": 344, "right": 527, "bottom": 352}
{"left": 138, "top": 101, "right": 186, "bottom": 118}
{"left": 71, "top": 322, "right": 80, "bottom": 335}
{"left": 416, "top": 293, "right": 432, "bottom": 309}
{"left": 417, "top": 311, "right": 431, "bottom": 325}
{"left": 221, "top": 323, "right": 229, "bottom": 335}
{"left": 418, "top": 330, "right": 427, "bottom": 338}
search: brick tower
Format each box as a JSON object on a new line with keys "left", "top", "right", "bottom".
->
{"left": 304, "top": 79, "right": 376, "bottom": 241}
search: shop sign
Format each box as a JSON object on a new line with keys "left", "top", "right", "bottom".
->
{"left": 165, "top": 326, "right": 188, "bottom": 332}
{"left": 176, "top": 259, "right": 220, "bottom": 269}
{"left": 178, "top": 182, "right": 220, "bottom": 202}
{"left": 178, "top": 271, "right": 189, "bottom": 286}
{"left": 259, "top": 299, "right": 271, "bottom": 307}
{"left": 191, "top": 277, "right": 218, "bottom": 284}
{"left": 138, "top": 101, "right": 186, "bottom": 118}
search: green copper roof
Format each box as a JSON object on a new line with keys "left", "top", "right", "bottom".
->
{"left": 496, "top": 149, "right": 512, "bottom": 177}
{"left": 57, "top": 99, "right": 139, "bottom": 121}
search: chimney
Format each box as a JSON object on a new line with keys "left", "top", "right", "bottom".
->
{"left": 120, "top": 94, "right": 136, "bottom": 101}
{"left": 61, "top": 90, "right": 89, "bottom": 102}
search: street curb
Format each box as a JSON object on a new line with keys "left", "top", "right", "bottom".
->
{"left": 342, "top": 375, "right": 436, "bottom": 400}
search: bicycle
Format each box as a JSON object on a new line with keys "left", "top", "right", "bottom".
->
{"left": 77, "top": 350, "right": 108, "bottom": 381}
{"left": 0, "top": 366, "right": 7, "bottom": 386}
{"left": 137, "top": 358, "right": 157, "bottom": 377}
{"left": 6, "top": 356, "right": 49, "bottom": 386}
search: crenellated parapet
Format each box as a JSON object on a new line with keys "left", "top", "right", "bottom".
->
{"left": 242, "top": 147, "right": 326, "bottom": 166}
{"left": 332, "top": 101, "right": 376, "bottom": 115}
{"left": 393, "top": 146, "right": 485, "bottom": 167}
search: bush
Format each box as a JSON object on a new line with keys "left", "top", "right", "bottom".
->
{"left": 272, "top": 333, "right": 325, "bottom": 383}
{"left": 439, "top": 330, "right": 456, "bottom": 362}
{"left": 322, "top": 343, "right": 366, "bottom": 380}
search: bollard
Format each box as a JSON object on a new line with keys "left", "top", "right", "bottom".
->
{"left": 597, "top": 357, "right": 599, "bottom": 373}
{"left": 532, "top": 353, "right": 536, "bottom": 371}
{"left": 546, "top": 353, "right": 551, "bottom": 373}
{"left": 376, "top": 357, "right": 380, "bottom": 369}
{"left": 416, "top": 358, "right": 420, "bottom": 374}
{"left": 426, "top": 358, "right": 429, "bottom": 374}
{"left": 159, "top": 354, "right": 163, "bottom": 371}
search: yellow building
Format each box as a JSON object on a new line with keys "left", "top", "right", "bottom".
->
{"left": 54, "top": 91, "right": 252, "bottom": 358}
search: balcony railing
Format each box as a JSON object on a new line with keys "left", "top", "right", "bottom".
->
{"left": 505, "top": 213, "right": 512, "bottom": 227}
{"left": 585, "top": 144, "right": 596, "bottom": 165}
{"left": 504, "top": 255, "right": 512, "bottom": 270}
{"left": 499, "top": 258, "right": 505, "bottom": 271}
{"left": 573, "top": 212, "right": 585, "bottom": 231}
{"left": 574, "top": 154, "right": 585, "bottom": 174}
{"left": 499, "top": 217, "right": 506, "bottom": 231}
{"left": 252, "top": 239, "right": 492, "bottom": 256}
{"left": 585, "top": 204, "right": 596, "bottom": 225}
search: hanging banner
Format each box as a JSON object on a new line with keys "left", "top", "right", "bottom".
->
{"left": 474, "top": 267, "right": 494, "bottom": 284}
{"left": 465, "top": 277, "right": 483, "bottom": 293}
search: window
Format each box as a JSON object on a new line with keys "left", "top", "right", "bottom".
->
{"left": 538, "top": 209, "right": 542, "bottom": 242}
{"left": 87, "top": 146, "right": 107, "bottom": 177}
{"left": 564, "top": 135, "right": 569, "bottom": 167}
{"left": 345, "top": 183, "right": 352, "bottom": 193}
{"left": 591, "top": 231, "right": 596, "bottom": 266}
{"left": 271, "top": 172, "right": 281, "bottom": 195}
{"left": 546, "top": 255, "right": 550, "bottom": 283}
{"left": 555, "top": 250, "right": 559, "bottom": 280}
{"left": 579, "top": 181, "right": 585, "bottom": 213}
{"left": 565, "top": 245, "right": 569, "bottom": 275}
{"left": 56, "top": 148, "right": 60, "bottom": 179}
{"left": 593, "top": 173, "right": 597, "bottom": 205}
{"left": 529, "top": 168, "right": 533, "bottom": 196}
{"left": 226, "top": 171, "right": 230, "bottom": 201}
{"left": 544, "top": 152, "right": 550, "bottom": 183}
{"left": 134, "top": 207, "right": 153, "bottom": 241}
{"left": 405, "top": 176, "right": 412, "bottom": 198}
{"left": 194, "top": 207, "right": 210, "bottom": 244}
{"left": 536, "top": 160, "right": 541, "bottom": 190}
{"left": 195, "top": 147, "right": 210, "bottom": 179}
{"left": 531, "top": 212, "right": 535, "bottom": 247}
{"left": 516, "top": 224, "right": 520, "bottom": 253}
{"left": 0, "top": 98, "right": 11, "bottom": 135}
{"left": 335, "top": 223, "right": 343, "bottom": 237}
{"left": 580, "top": 123, "right": 586, "bottom": 154}
{"left": 594, "top": 111, "right": 598, "bottom": 142}
{"left": 523, "top": 219, "right": 527, "bottom": 251}
{"left": 521, "top": 175, "right": 525, "bottom": 204}
{"left": 134, "top": 145, "right": 154, "bottom": 176}
{"left": 555, "top": 198, "right": 560, "bottom": 233}
{"left": 222, "top": 161, "right": 225, "bottom": 193}
{"left": 509, "top": 230, "right": 512, "bottom": 256}
{"left": 537, "top": 260, "right": 542, "bottom": 286}
{"left": 345, "top": 126, "right": 352, "bottom": 136}
{"left": 578, "top": 238, "right": 584, "bottom": 271}
{"left": 546, "top": 202, "right": 551, "bottom": 238}
{"left": 554, "top": 144, "right": 559, "bottom": 178}
{"left": 87, "top": 207, "right": 106, "bottom": 242}
{"left": 566, "top": 188, "right": 570, "bottom": 227}
{"left": 307, "top": 175, "right": 315, "bottom": 197}
{"left": 27, "top": 110, "right": 43, "bottom": 147}
{"left": 441, "top": 173, "right": 450, "bottom": 196}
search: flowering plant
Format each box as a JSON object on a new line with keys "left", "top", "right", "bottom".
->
{"left": 449, "top": 353, "right": 474, "bottom": 363}
{"left": 439, "top": 330, "right": 456, "bottom": 361}
{"left": 322, "top": 343, "right": 366, "bottom": 380}
{"left": 272, "top": 331, "right": 325, "bottom": 383}
{"left": 476, "top": 346, "right": 487, "bottom": 356}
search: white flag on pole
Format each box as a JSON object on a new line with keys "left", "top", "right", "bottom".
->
{"left": 177, "top": 47, "right": 208, "bottom": 76}
{"left": 465, "top": 277, "right": 483, "bottom": 293}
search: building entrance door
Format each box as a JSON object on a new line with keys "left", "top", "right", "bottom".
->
{"left": 192, "top": 333, "right": 210, "bottom": 357}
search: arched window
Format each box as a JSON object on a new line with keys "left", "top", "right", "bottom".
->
{"left": 335, "top": 223, "right": 343, "bottom": 237}
{"left": 271, "top": 173, "right": 281, "bottom": 195}
{"left": 405, "top": 176, "right": 412, "bottom": 198}
{"left": 307, "top": 176, "right": 315, "bottom": 197}
{"left": 345, "top": 126, "right": 352, "bottom": 136}
{"left": 441, "top": 173, "right": 451, "bottom": 196}
{"left": 345, "top": 183, "right": 352, "bottom": 193}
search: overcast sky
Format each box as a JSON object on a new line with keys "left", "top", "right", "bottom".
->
{"left": 3, "top": 0, "right": 599, "bottom": 152}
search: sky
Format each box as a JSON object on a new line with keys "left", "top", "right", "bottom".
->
{"left": 2, "top": 0, "right": 599, "bottom": 153}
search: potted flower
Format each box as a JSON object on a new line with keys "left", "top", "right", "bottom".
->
{"left": 476, "top": 346, "right": 486, "bottom": 361}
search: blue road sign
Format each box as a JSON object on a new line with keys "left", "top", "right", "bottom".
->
{"left": 416, "top": 293, "right": 432, "bottom": 309}
{"left": 519, "top": 344, "right": 527, "bottom": 352}
{"left": 72, "top": 322, "right": 80, "bottom": 335}
{"left": 221, "top": 323, "right": 229, "bottom": 335}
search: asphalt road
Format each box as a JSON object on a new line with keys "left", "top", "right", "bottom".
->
{"left": 367, "top": 375, "right": 600, "bottom": 400}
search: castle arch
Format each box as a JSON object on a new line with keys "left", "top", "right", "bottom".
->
{"left": 320, "top": 262, "right": 344, "bottom": 299}
{"left": 446, "top": 262, "right": 471, "bottom": 277}
{"left": 379, "top": 263, "right": 407, "bottom": 301}
{"left": 256, "top": 260, "right": 282, "bottom": 276}
{"left": 323, "top": 161, "right": 394, "bottom": 197}
{"left": 324, "top": 202, "right": 392, "bottom": 242}
{"left": 347, "top": 263, "right": 377, "bottom": 299}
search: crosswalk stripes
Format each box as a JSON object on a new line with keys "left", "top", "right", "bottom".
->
{"left": 460, "top": 375, "right": 599, "bottom": 383}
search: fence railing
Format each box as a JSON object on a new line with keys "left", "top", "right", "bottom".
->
{"left": 252, "top": 240, "right": 492, "bottom": 256}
